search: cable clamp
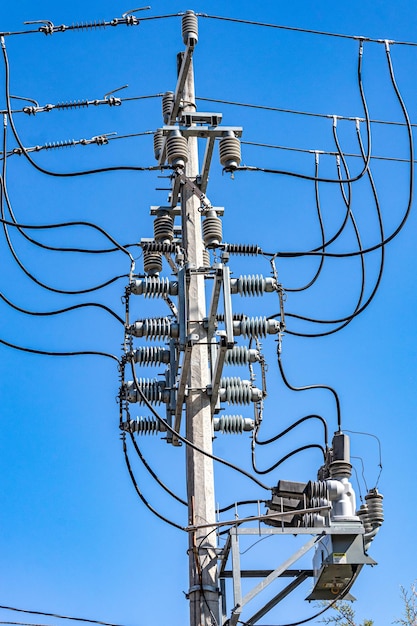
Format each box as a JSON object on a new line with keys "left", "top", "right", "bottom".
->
{"left": 188, "top": 585, "right": 219, "bottom": 595}
{"left": 332, "top": 115, "right": 338, "bottom": 128}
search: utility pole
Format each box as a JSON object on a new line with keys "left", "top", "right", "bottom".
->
{"left": 121, "top": 10, "right": 384, "bottom": 626}
{"left": 182, "top": 58, "right": 220, "bottom": 626}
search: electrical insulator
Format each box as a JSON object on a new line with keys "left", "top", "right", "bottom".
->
{"left": 182, "top": 10, "right": 198, "bottom": 45}
{"left": 329, "top": 459, "right": 352, "bottom": 479}
{"left": 222, "top": 243, "right": 261, "bottom": 256}
{"left": 124, "top": 417, "right": 166, "bottom": 435}
{"left": 142, "top": 241, "right": 178, "bottom": 254}
{"left": 202, "top": 209, "right": 222, "bottom": 248}
{"left": 225, "top": 346, "right": 260, "bottom": 366}
{"left": 356, "top": 503, "right": 372, "bottom": 533}
{"left": 143, "top": 249, "right": 162, "bottom": 275}
{"left": 365, "top": 489, "right": 384, "bottom": 528}
{"left": 219, "top": 131, "right": 241, "bottom": 172}
{"left": 213, "top": 415, "right": 254, "bottom": 434}
{"left": 219, "top": 377, "right": 263, "bottom": 404}
{"left": 230, "top": 274, "right": 276, "bottom": 297}
{"left": 130, "top": 277, "right": 178, "bottom": 297}
{"left": 154, "top": 211, "right": 174, "bottom": 243}
{"left": 166, "top": 130, "right": 188, "bottom": 168}
{"left": 128, "top": 317, "right": 179, "bottom": 340}
{"left": 131, "top": 346, "right": 170, "bottom": 366}
{"left": 123, "top": 379, "right": 168, "bottom": 404}
{"left": 202, "top": 246, "right": 210, "bottom": 267}
{"left": 153, "top": 129, "right": 164, "bottom": 161}
{"left": 162, "top": 91, "right": 174, "bottom": 124}
{"left": 233, "top": 317, "right": 280, "bottom": 338}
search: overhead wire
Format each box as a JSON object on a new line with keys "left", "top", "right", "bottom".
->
{"left": 197, "top": 13, "right": 417, "bottom": 47}
{"left": 0, "top": 37, "right": 159, "bottom": 178}
{"left": 0, "top": 605, "right": 127, "bottom": 626}
{"left": 0, "top": 337, "right": 119, "bottom": 361}
{"left": 236, "top": 40, "right": 372, "bottom": 185}
{"left": 122, "top": 433, "right": 186, "bottom": 531}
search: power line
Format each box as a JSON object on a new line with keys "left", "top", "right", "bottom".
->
{"left": 197, "top": 12, "right": 417, "bottom": 47}
{"left": 0, "top": 605, "right": 127, "bottom": 626}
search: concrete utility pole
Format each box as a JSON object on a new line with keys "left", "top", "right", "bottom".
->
{"left": 182, "top": 57, "right": 220, "bottom": 626}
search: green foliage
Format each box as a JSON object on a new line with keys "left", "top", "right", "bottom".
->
{"left": 319, "top": 601, "right": 373, "bottom": 626}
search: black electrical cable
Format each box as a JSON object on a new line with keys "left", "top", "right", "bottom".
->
{"left": 217, "top": 499, "right": 268, "bottom": 514}
{"left": 0, "top": 337, "right": 119, "bottom": 361}
{"left": 197, "top": 13, "right": 417, "bottom": 47}
{"left": 278, "top": 351, "right": 342, "bottom": 430}
{"left": 266, "top": 45, "right": 413, "bottom": 262}
{"left": 0, "top": 290, "right": 124, "bottom": 324}
{"left": 0, "top": 212, "right": 139, "bottom": 256}
{"left": 252, "top": 443, "right": 326, "bottom": 475}
{"left": 0, "top": 605, "right": 127, "bottom": 626}
{"left": 197, "top": 95, "right": 417, "bottom": 129}
{"left": 254, "top": 415, "right": 328, "bottom": 447}
{"left": 284, "top": 154, "right": 326, "bottom": 293}
{"left": 122, "top": 435, "right": 186, "bottom": 531}
{"left": 276, "top": 98, "right": 386, "bottom": 337}
{"left": 0, "top": 37, "right": 158, "bottom": 178}
{"left": 127, "top": 430, "right": 187, "bottom": 506}
{"left": 127, "top": 357, "right": 271, "bottom": 490}
{"left": 237, "top": 42, "right": 371, "bottom": 185}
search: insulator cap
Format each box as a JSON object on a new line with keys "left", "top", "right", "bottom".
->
{"left": 153, "top": 129, "right": 164, "bottom": 161}
{"left": 202, "top": 209, "right": 222, "bottom": 248}
{"left": 219, "top": 134, "right": 241, "bottom": 171}
{"left": 166, "top": 131, "right": 188, "bottom": 168}
{"left": 154, "top": 212, "right": 174, "bottom": 243}
{"left": 162, "top": 91, "right": 174, "bottom": 124}
{"left": 182, "top": 10, "right": 198, "bottom": 45}
{"left": 143, "top": 249, "right": 162, "bottom": 275}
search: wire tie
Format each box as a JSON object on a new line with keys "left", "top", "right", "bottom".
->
{"left": 355, "top": 118, "right": 361, "bottom": 131}
{"left": 332, "top": 115, "right": 338, "bottom": 128}
{"left": 385, "top": 39, "right": 391, "bottom": 51}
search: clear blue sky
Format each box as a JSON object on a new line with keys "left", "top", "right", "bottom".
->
{"left": 1, "top": 2, "right": 416, "bottom": 625}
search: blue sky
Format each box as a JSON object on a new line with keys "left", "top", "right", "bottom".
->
{"left": 1, "top": 1, "right": 417, "bottom": 625}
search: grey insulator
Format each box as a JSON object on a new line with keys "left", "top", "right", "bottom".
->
{"left": 230, "top": 274, "right": 276, "bottom": 297}
{"left": 143, "top": 249, "right": 162, "bottom": 275}
{"left": 219, "top": 377, "right": 263, "bottom": 404}
{"left": 357, "top": 504, "right": 373, "bottom": 533}
{"left": 124, "top": 379, "right": 168, "bottom": 404}
{"left": 130, "top": 277, "right": 178, "bottom": 297}
{"left": 132, "top": 346, "right": 170, "bottom": 366}
{"left": 166, "top": 131, "right": 188, "bottom": 168}
{"left": 233, "top": 317, "right": 280, "bottom": 338}
{"left": 128, "top": 317, "right": 179, "bottom": 340}
{"left": 365, "top": 489, "right": 384, "bottom": 528}
{"left": 153, "top": 129, "right": 164, "bottom": 161}
{"left": 154, "top": 212, "right": 174, "bottom": 243}
{"left": 162, "top": 91, "right": 174, "bottom": 124}
{"left": 182, "top": 10, "right": 198, "bottom": 45}
{"left": 329, "top": 459, "right": 352, "bottom": 479}
{"left": 202, "top": 246, "right": 210, "bottom": 267}
{"left": 219, "top": 133, "right": 241, "bottom": 171}
{"left": 125, "top": 417, "right": 166, "bottom": 434}
{"left": 225, "top": 346, "right": 260, "bottom": 366}
{"left": 213, "top": 415, "right": 254, "bottom": 434}
{"left": 202, "top": 210, "right": 222, "bottom": 248}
